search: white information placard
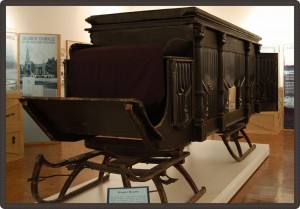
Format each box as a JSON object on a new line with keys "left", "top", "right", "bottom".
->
{"left": 107, "top": 186, "right": 150, "bottom": 203}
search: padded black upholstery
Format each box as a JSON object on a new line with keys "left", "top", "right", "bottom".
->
{"left": 67, "top": 43, "right": 166, "bottom": 124}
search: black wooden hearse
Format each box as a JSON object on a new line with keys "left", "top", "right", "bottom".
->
{"left": 21, "top": 7, "right": 278, "bottom": 203}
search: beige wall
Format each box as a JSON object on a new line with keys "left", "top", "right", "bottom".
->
{"left": 6, "top": 6, "right": 118, "bottom": 45}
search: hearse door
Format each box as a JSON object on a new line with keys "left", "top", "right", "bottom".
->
{"left": 256, "top": 53, "right": 278, "bottom": 112}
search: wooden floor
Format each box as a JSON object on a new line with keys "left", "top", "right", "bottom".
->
{"left": 6, "top": 130, "right": 294, "bottom": 203}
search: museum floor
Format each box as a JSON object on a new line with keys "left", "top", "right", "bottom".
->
{"left": 6, "top": 129, "right": 294, "bottom": 203}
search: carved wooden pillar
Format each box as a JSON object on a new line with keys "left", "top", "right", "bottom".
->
{"left": 193, "top": 23, "right": 206, "bottom": 140}
{"left": 244, "top": 41, "right": 251, "bottom": 121}
{"left": 217, "top": 32, "right": 226, "bottom": 131}
{"left": 255, "top": 44, "right": 262, "bottom": 112}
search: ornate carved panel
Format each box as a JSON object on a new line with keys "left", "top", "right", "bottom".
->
{"left": 235, "top": 54, "right": 245, "bottom": 109}
{"left": 222, "top": 52, "right": 246, "bottom": 112}
{"left": 257, "top": 53, "right": 278, "bottom": 111}
{"left": 200, "top": 47, "right": 218, "bottom": 118}
{"left": 170, "top": 59, "right": 193, "bottom": 128}
{"left": 223, "top": 52, "right": 235, "bottom": 88}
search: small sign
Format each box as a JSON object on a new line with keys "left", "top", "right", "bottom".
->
{"left": 107, "top": 186, "right": 150, "bottom": 203}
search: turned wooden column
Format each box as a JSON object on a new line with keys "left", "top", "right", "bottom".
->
{"left": 192, "top": 23, "right": 206, "bottom": 140}
{"left": 217, "top": 32, "right": 226, "bottom": 132}
{"left": 244, "top": 41, "right": 251, "bottom": 121}
{"left": 254, "top": 44, "right": 262, "bottom": 112}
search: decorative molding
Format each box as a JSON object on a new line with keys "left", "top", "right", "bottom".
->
{"left": 86, "top": 7, "right": 262, "bottom": 44}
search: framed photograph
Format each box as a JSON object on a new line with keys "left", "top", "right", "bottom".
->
{"left": 6, "top": 32, "right": 19, "bottom": 93}
{"left": 283, "top": 44, "right": 294, "bottom": 129}
{"left": 260, "top": 45, "right": 279, "bottom": 53}
{"left": 60, "top": 47, "right": 66, "bottom": 86}
{"left": 66, "top": 40, "right": 90, "bottom": 59}
{"left": 19, "top": 33, "right": 61, "bottom": 97}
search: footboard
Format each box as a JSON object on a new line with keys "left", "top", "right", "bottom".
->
{"left": 19, "top": 97, "right": 162, "bottom": 142}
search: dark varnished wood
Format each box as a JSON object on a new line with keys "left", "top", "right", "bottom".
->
{"left": 84, "top": 7, "right": 279, "bottom": 142}
{"left": 9, "top": 7, "right": 282, "bottom": 203}
{"left": 6, "top": 130, "right": 294, "bottom": 203}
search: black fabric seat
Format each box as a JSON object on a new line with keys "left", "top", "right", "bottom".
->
{"left": 67, "top": 40, "right": 192, "bottom": 125}
{"left": 67, "top": 43, "right": 166, "bottom": 125}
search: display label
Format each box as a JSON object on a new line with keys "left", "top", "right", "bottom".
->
{"left": 107, "top": 186, "right": 150, "bottom": 203}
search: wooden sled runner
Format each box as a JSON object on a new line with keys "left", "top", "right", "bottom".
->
{"left": 27, "top": 150, "right": 206, "bottom": 203}
{"left": 22, "top": 97, "right": 206, "bottom": 203}
{"left": 20, "top": 7, "right": 278, "bottom": 203}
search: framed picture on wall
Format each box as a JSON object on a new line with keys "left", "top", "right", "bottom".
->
{"left": 6, "top": 32, "right": 19, "bottom": 93}
{"left": 65, "top": 40, "right": 90, "bottom": 59}
{"left": 283, "top": 44, "right": 294, "bottom": 129}
{"left": 260, "top": 45, "right": 279, "bottom": 53}
{"left": 19, "top": 33, "right": 61, "bottom": 97}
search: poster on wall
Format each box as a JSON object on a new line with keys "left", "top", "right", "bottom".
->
{"left": 283, "top": 44, "right": 294, "bottom": 129}
{"left": 19, "top": 33, "right": 61, "bottom": 97}
{"left": 6, "top": 32, "right": 19, "bottom": 93}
